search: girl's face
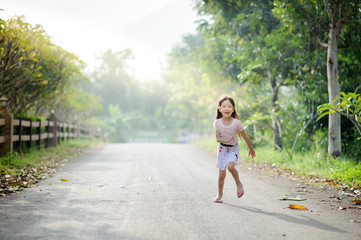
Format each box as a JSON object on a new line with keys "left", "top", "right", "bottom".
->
{"left": 219, "top": 99, "right": 234, "bottom": 118}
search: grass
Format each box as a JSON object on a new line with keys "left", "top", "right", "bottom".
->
{"left": 0, "top": 139, "right": 103, "bottom": 176}
{"left": 193, "top": 137, "right": 361, "bottom": 187}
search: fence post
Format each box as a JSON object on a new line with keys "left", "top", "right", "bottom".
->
{"left": 0, "top": 97, "right": 13, "bottom": 157}
{"left": 37, "top": 119, "right": 41, "bottom": 149}
{"left": 60, "top": 121, "right": 64, "bottom": 143}
{"left": 74, "top": 120, "right": 80, "bottom": 139}
{"left": 46, "top": 119, "right": 50, "bottom": 148}
{"left": 48, "top": 112, "right": 58, "bottom": 147}
{"left": 27, "top": 119, "right": 32, "bottom": 149}
{"left": 65, "top": 122, "right": 68, "bottom": 141}
{"left": 58, "top": 121, "right": 62, "bottom": 144}
{"left": 17, "top": 117, "right": 22, "bottom": 151}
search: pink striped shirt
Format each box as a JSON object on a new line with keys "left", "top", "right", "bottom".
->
{"left": 213, "top": 118, "right": 244, "bottom": 145}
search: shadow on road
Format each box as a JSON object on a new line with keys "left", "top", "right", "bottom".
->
{"left": 222, "top": 202, "right": 346, "bottom": 233}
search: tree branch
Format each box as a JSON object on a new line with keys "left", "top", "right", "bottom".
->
{"left": 274, "top": 77, "right": 286, "bottom": 93}
{"left": 316, "top": 36, "right": 328, "bottom": 49}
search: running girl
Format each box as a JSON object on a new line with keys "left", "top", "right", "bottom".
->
{"left": 213, "top": 95, "right": 256, "bottom": 203}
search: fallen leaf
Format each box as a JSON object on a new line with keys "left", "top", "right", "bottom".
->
{"left": 352, "top": 199, "right": 361, "bottom": 205}
{"left": 288, "top": 204, "right": 308, "bottom": 210}
{"left": 338, "top": 205, "right": 347, "bottom": 210}
{"left": 60, "top": 179, "right": 68, "bottom": 182}
{"left": 340, "top": 192, "right": 355, "bottom": 197}
{"left": 349, "top": 220, "right": 361, "bottom": 223}
{"left": 280, "top": 196, "right": 307, "bottom": 201}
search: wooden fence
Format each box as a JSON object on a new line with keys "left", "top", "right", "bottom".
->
{"left": 0, "top": 97, "right": 102, "bottom": 157}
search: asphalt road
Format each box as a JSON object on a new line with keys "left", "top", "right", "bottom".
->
{"left": 0, "top": 144, "right": 360, "bottom": 240}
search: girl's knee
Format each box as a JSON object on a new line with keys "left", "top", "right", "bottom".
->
{"left": 227, "top": 163, "right": 236, "bottom": 172}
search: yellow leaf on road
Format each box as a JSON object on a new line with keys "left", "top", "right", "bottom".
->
{"left": 60, "top": 179, "right": 68, "bottom": 182}
{"left": 288, "top": 204, "right": 308, "bottom": 210}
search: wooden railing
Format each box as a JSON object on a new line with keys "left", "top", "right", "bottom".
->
{"left": 0, "top": 99, "right": 102, "bottom": 157}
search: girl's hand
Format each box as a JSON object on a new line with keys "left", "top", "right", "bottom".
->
{"left": 248, "top": 149, "right": 256, "bottom": 158}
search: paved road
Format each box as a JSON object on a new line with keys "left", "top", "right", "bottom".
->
{"left": 0, "top": 144, "right": 360, "bottom": 240}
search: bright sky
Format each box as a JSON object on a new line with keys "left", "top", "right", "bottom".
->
{"left": 0, "top": 0, "right": 199, "bottom": 81}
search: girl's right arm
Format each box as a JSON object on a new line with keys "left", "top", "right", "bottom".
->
{"left": 240, "top": 130, "right": 256, "bottom": 158}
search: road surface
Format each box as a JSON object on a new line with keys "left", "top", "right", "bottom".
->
{"left": 0, "top": 144, "right": 360, "bottom": 239}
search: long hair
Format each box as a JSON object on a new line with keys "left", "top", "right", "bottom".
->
{"left": 216, "top": 95, "right": 241, "bottom": 140}
{"left": 216, "top": 95, "right": 239, "bottom": 120}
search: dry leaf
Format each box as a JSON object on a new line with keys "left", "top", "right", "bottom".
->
{"left": 349, "top": 220, "right": 361, "bottom": 223}
{"left": 338, "top": 205, "right": 347, "bottom": 210}
{"left": 60, "top": 178, "right": 68, "bottom": 182}
{"left": 288, "top": 204, "right": 308, "bottom": 210}
{"left": 280, "top": 196, "right": 307, "bottom": 201}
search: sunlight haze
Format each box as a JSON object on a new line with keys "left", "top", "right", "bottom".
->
{"left": 0, "top": 0, "right": 198, "bottom": 81}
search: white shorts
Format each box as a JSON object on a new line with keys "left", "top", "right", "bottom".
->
{"left": 216, "top": 143, "right": 240, "bottom": 170}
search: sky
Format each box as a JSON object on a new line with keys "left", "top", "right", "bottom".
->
{"left": 0, "top": 0, "right": 199, "bottom": 81}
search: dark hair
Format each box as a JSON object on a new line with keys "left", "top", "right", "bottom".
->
{"left": 216, "top": 95, "right": 239, "bottom": 120}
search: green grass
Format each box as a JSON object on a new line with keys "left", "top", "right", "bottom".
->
{"left": 0, "top": 139, "right": 103, "bottom": 175}
{"left": 193, "top": 137, "right": 361, "bottom": 187}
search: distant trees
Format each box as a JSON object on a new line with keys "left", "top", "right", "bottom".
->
{"left": 90, "top": 49, "right": 170, "bottom": 141}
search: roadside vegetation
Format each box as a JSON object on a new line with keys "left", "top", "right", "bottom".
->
{"left": 194, "top": 137, "right": 361, "bottom": 188}
{"left": 0, "top": 139, "right": 102, "bottom": 196}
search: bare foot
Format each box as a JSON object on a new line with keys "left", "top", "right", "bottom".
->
{"left": 237, "top": 184, "right": 244, "bottom": 198}
{"left": 213, "top": 196, "right": 223, "bottom": 203}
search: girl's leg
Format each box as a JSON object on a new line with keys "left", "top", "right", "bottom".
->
{"left": 216, "top": 170, "right": 226, "bottom": 199}
{"left": 227, "top": 162, "right": 244, "bottom": 197}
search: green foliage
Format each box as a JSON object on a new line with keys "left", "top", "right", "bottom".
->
{"left": 194, "top": 137, "right": 361, "bottom": 186}
{"left": 325, "top": 157, "right": 361, "bottom": 186}
{"left": 91, "top": 49, "right": 136, "bottom": 115}
{"left": 192, "top": 0, "right": 361, "bottom": 160}
{"left": 102, "top": 104, "right": 139, "bottom": 142}
{"left": 0, "top": 16, "right": 101, "bottom": 121}
{"left": 275, "top": 0, "right": 361, "bottom": 155}
{"left": 163, "top": 33, "right": 238, "bottom": 132}
{"left": 89, "top": 49, "right": 171, "bottom": 139}
{"left": 0, "top": 139, "right": 102, "bottom": 174}
{"left": 317, "top": 91, "right": 361, "bottom": 139}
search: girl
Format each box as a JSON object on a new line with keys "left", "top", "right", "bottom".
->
{"left": 213, "top": 95, "right": 256, "bottom": 203}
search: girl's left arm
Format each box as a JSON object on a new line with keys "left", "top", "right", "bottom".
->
{"left": 240, "top": 130, "right": 256, "bottom": 158}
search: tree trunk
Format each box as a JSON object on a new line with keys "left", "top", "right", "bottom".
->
{"left": 327, "top": 25, "right": 341, "bottom": 157}
{"left": 269, "top": 70, "right": 282, "bottom": 150}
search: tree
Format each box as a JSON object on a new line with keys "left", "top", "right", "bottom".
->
{"left": 277, "top": 0, "right": 361, "bottom": 156}
{"left": 0, "top": 16, "right": 101, "bottom": 120}
{"left": 195, "top": 0, "right": 299, "bottom": 150}
{"left": 163, "top": 34, "right": 220, "bottom": 132}
{"left": 92, "top": 49, "right": 136, "bottom": 115}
